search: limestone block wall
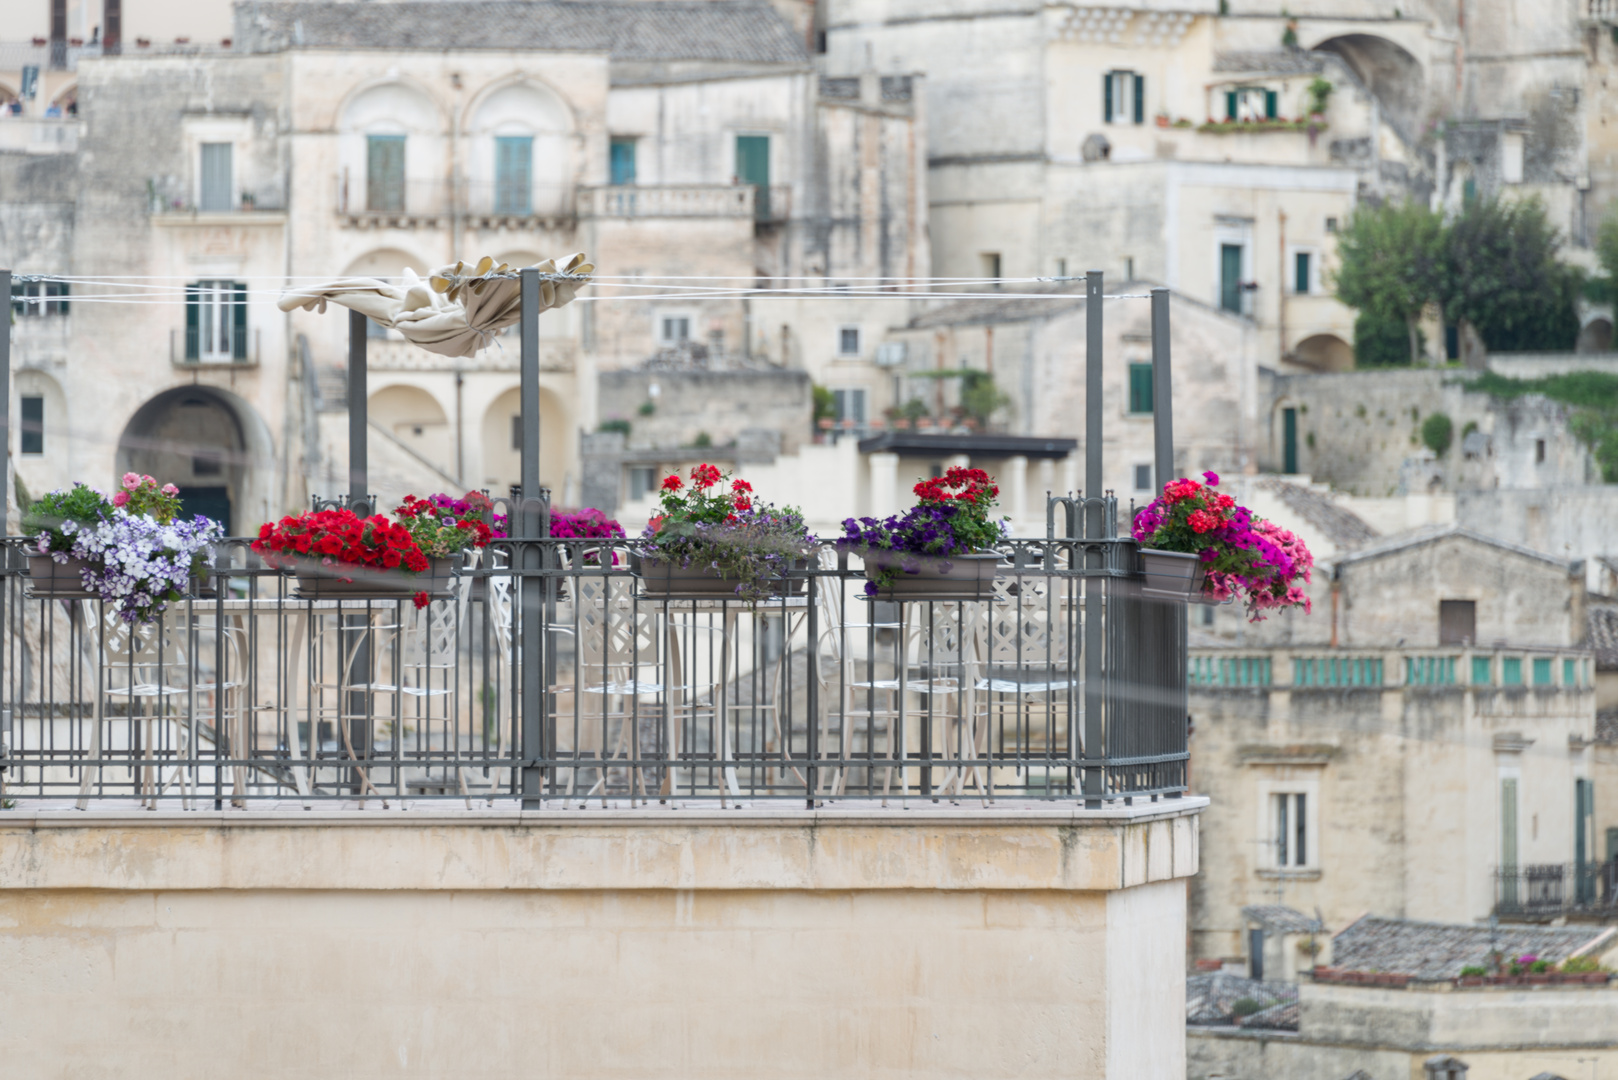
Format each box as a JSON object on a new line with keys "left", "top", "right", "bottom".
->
{"left": 0, "top": 803, "right": 1203, "bottom": 1079}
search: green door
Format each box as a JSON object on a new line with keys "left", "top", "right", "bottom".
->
{"left": 736, "top": 135, "right": 770, "bottom": 220}
{"left": 1282, "top": 408, "right": 1297, "bottom": 474}
{"left": 366, "top": 135, "right": 406, "bottom": 211}
{"left": 1501, "top": 777, "right": 1519, "bottom": 909}
{"left": 1220, "top": 243, "right": 1242, "bottom": 313}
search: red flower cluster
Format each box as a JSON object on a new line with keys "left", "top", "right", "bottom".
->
{"left": 252, "top": 509, "right": 430, "bottom": 576}
{"left": 914, "top": 466, "right": 998, "bottom": 507}
{"left": 1188, "top": 509, "right": 1222, "bottom": 534}
{"left": 692, "top": 463, "right": 722, "bottom": 489}
{"left": 396, "top": 493, "right": 497, "bottom": 547}
{"left": 1163, "top": 478, "right": 1203, "bottom": 503}
{"left": 661, "top": 474, "right": 683, "bottom": 492}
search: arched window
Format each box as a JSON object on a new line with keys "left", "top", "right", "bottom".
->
{"left": 468, "top": 82, "right": 572, "bottom": 216}
{"left": 338, "top": 82, "right": 443, "bottom": 214}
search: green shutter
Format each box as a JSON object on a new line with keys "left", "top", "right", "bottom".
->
{"left": 1265, "top": 89, "right": 1277, "bottom": 119}
{"left": 366, "top": 135, "right": 406, "bottom": 212}
{"left": 231, "top": 282, "right": 248, "bottom": 360}
{"left": 1225, "top": 90, "right": 1237, "bottom": 121}
{"left": 736, "top": 135, "right": 771, "bottom": 219}
{"left": 495, "top": 136, "right": 533, "bottom": 214}
{"left": 1105, "top": 74, "right": 1114, "bottom": 122}
{"left": 610, "top": 138, "right": 637, "bottom": 185}
{"left": 1128, "top": 363, "right": 1154, "bottom": 414}
{"left": 1133, "top": 74, "right": 1144, "bottom": 124}
{"left": 185, "top": 284, "right": 200, "bottom": 360}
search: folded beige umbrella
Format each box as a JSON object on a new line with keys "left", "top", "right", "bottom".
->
{"left": 278, "top": 253, "right": 593, "bottom": 359}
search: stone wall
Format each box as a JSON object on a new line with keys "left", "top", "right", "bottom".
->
{"left": 0, "top": 804, "right": 1203, "bottom": 1079}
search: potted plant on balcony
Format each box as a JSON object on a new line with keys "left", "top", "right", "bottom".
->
{"left": 252, "top": 507, "right": 439, "bottom": 606}
{"left": 22, "top": 483, "right": 115, "bottom": 598}
{"left": 837, "top": 466, "right": 1005, "bottom": 601}
{"left": 636, "top": 464, "right": 815, "bottom": 602}
{"left": 394, "top": 492, "right": 504, "bottom": 564}
{"left": 551, "top": 506, "right": 626, "bottom": 566}
{"left": 1132, "top": 472, "right": 1313, "bottom": 619}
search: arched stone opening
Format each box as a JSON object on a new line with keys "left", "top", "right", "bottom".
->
{"left": 116, "top": 386, "right": 274, "bottom": 535}
{"left": 480, "top": 386, "right": 568, "bottom": 498}
{"left": 1292, "top": 333, "right": 1354, "bottom": 372}
{"left": 1577, "top": 317, "right": 1613, "bottom": 353}
{"left": 466, "top": 80, "right": 573, "bottom": 216}
{"left": 1312, "top": 34, "right": 1424, "bottom": 137}
{"left": 370, "top": 384, "right": 453, "bottom": 477}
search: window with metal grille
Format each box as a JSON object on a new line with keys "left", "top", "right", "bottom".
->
{"left": 1128, "top": 362, "right": 1154, "bottom": 414}
{"left": 610, "top": 137, "right": 637, "bottom": 185}
{"left": 10, "top": 280, "right": 70, "bottom": 317}
{"left": 185, "top": 281, "right": 247, "bottom": 361}
{"left": 366, "top": 134, "right": 406, "bottom": 212}
{"left": 199, "top": 142, "right": 233, "bottom": 211}
{"left": 19, "top": 395, "right": 43, "bottom": 455}
{"left": 494, "top": 136, "right": 533, "bottom": 214}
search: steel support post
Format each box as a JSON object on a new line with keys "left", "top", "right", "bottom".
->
{"left": 1082, "top": 270, "right": 1105, "bottom": 806}
{"left": 345, "top": 308, "right": 371, "bottom": 793}
{"left": 1151, "top": 285, "right": 1187, "bottom": 798}
{"left": 519, "top": 269, "right": 546, "bottom": 807}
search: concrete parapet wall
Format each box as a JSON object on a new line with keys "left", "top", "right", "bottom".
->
{"left": 0, "top": 802, "right": 1202, "bottom": 1079}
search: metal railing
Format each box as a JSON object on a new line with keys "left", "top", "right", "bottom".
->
{"left": 0, "top": 118, "right": 81, "bottom": 155}
{"left": 0, "top": 532, "right": 1189, "bottom": 808}
{"left": 1188, "top": 648, "right": 1591, "bottom": 690}
{"left": 578, "top": 184, "right": 755, "bottom": 220}
{"left": 1494, "top": 861, "right": 1618, "bottom": 917}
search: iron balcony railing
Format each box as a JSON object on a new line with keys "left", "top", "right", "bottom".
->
{"left": 1494, "top": 861, "right": 1618, "bottom": 917}
{"left": 1188, "top": 648, "right": 1592, "bottom": 690}
{"left": 0, "top": 531, "right": 1188, "bottom": 808}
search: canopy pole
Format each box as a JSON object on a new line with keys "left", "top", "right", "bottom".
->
{"left": 1151, "top": 287, "right": 1173, "bottom": 488}
{"left": 1082, "top": 268, "right": 1104, "bottom": 808}
{"left": 519, "top": 268, "right": 545, "bottom": 807}
{"left": 347, "top": 308, "right": 368, "bottom": 515}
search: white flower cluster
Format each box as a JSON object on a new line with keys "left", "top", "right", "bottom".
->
{"left": 70, "top": 513, "right": 223, "bottom": 624}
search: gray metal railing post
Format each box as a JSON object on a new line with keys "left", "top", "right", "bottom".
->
{"left": 1082, "top": 269, "right": 1105, "bottom": 806}
{"left": 0, "top": 268, "right": 9, "bottom": 536}
{"left": 519, "top": 268, "right": 545, "bottom": 807}
{"left": 345, "top": 307, "right": 371, "bottom": 793}
{"left": 1151, "top": 287, "right": 1173, "bottom": 491}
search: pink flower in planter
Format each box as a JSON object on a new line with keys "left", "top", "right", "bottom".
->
{"left": 112, "top": 490, "right": 130, "bottom": 508}
{"left": 161, "top": 483, "right": 179, "bottom": 495}
{"left": 122, "top": 472, "right": 141, "bottom": 490}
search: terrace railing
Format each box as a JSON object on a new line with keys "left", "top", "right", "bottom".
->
{"left": 0, "top": 530, "right": 1189, "bottom": 808}
{"left": 1494, "top": 861, "right": 1618, "bottom": 918}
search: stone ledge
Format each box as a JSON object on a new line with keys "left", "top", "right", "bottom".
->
{"left": 0, "top": 799, "right": 1204, "bottom": 894}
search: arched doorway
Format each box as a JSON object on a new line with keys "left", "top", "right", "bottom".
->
{"left": 117, "top": 387, "right": 272, "bottom": 535}
{"left": 480, "top": 386, "right": 568, "bottom": 498}
{"left": 1577, "top": 317, "right": 1613, "bottom": 353}
{"left": 1312, "top": 34, "right": 1424, "bottom": 137}
{"left": 370, "top": 384, "right": 453, "bottom": 477}
{"left": 1292, "top": 333, "right": 1354, "bottom": 371}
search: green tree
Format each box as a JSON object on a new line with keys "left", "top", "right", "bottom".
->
{"left": 1332, "top": 199, "right": 1447, "bottom": 365}
{"left": 1420, "top": 412, "right": 1453, "bottom": 456}
{"left": 1441, "top": 196, "right": 1580, "bottom": 353}
{"left": 1354, "top": 311, "right": 1419, "bottom": 368}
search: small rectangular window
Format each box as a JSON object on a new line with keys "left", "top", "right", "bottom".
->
{"left": 1104, "top": 70, "right": 1143, "bottom": 125}
{"left": 1133, "top": 464, "right": 1152, "bottom": 491}
{"left": 610, "top": 137, "right": 637, "bottom": 185}
{"left": 1325, "top": 216, "right": 1338, "bottom": 233}
{"left": 661, "top": 316, "right": 691, "bottom": 344}
{"left": 199, "top": 142, "right": 233, "bottom": 211}
{"left": 1294, "top": 251, "right": 1311, "bottom": 294}
{"left": 1273, "top": 792, "right": 1309, "bottom": 868}
{"left": 832, "top": 388, "right": 867, "bottom": 425}
{"left": 1128, "top": 362, "right": 1154, "bottom": 414}
{"left": 628, "top": 466, "right": 656, "bottom": 502}
{"left": 839, "top": 327, "right": 861, "bottom": 356}
{"left": 1535, "top": 438, "right": 1547, "bottom": 464}
{"left": 10, "top": 280, "right": 70, "bottom": 318}
{"left": 1471, "top": 656, "right": 1492, "bottom": 685}
{"left": 185, "top": 280, "right": 247, "bottom": 361}
{"left": 1439, "top": 599, "right": 1476, "bottom": 646}
{"left": 1532, "top": 657, "right": 1552, "bottom": 685}
{"left": 19, "top": 395, "right": 43, "bottom": 455}
{"left": 1503, "top": 657, "right": 1523, "bottom": 685}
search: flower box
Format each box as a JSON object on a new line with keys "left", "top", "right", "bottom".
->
{"left": 1140, "top": 547, "right": 1208, "bottom": 602}
{"left": 26, "top": 554, "right": 98, "bottom": 599}
{"left": 634, "top": 553, "right": 806, "bottom": 601}
{"left": 861, "top": 552, "right": 999, "bottom": 602}
{"left": 293, "top": 556, "right": 457, "bottom": 601}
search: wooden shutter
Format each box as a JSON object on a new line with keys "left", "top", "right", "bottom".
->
{"left": 1265, "top": 89, "right": 1278, "bottom": 119}
{"left": 1439, "top": 600, "right": 1476, "bottom": 645}
{"left": 495, "top": 136, "right": 533, "bottom": 214}
{"left": 1133, "top": 74, "right": 1144, "bottom": 124}
{"left": 231, "top": 282, "right": 248, "bottom": 360}
{"left": 367, "top": 135, "right": 405, "bottom": 212}
{"left": 1104, "top": 74, "right": 1114, "bottom": 122}
{"left": 185, "top": 284, "right": 200, "bottom": 360}
{"left": 1225, "top": 90, "right": 1237, "bottom": 121}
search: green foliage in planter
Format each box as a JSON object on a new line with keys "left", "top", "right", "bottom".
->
{"left": 1229, "top": 998, "right": 1266, "bottom": 1018}
{"left": 1561, "top": 955, "right": 1603, "bottom": 973}
{"left": 1306, "top": 77, "right": 1333, "bottom": 116}
{"left": 21, "top": 484, "right": 113, "bottom": 554}
{"left": 598, "top": 418, "right": 632, "bottom": 436}
{"left": 1458, "top": 965, "right": 1488, "bottom": 977}
{"left": 812, "top": 383, "right": 837, "bottom": 426}
{"left": 1421, "top": 412, "right": 1453, "bottom": 456}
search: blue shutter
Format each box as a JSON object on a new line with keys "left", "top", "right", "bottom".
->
{"left": 1104, "top": 74, "right": 1113, "bottom": 122}
{"left": 1133, "top": 74, "right": 1145, "bottom": 124}
{"left": 610, "top": 138, "right": 637, "bottom": 185}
